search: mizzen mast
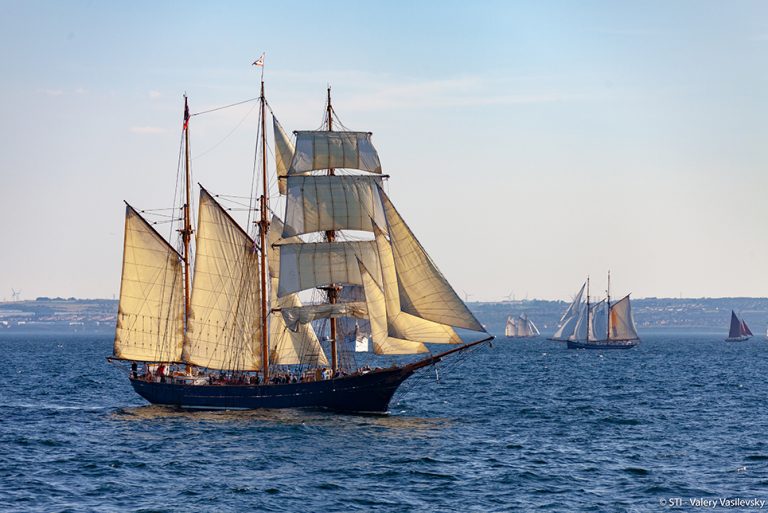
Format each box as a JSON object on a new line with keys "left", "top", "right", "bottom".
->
{"left": 258, "top": 79, "right": 271, "bottom": 381}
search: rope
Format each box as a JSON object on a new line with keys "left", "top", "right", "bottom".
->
{"left": 191, "top": 97, "right": 259, "bottom": 117}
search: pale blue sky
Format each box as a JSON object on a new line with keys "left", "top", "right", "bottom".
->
{"left": 0, "top": 1, "right": 766, "bottom": 301}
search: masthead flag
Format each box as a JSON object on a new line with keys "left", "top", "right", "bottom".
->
{"left": 252, "top": 53, "right": 265, "bottom": 67}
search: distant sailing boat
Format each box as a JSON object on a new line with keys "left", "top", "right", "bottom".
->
{"left": 504, "top": 313, "right": 540, "bottom": 338}
{"left": 108, "top": 74, "right": 492, "bottom": 413}
{"left": 725, "top": 310, "right": 752, "bottom": 342}
{"left": 566, "top": 273, "right": 640, "bottom": 350}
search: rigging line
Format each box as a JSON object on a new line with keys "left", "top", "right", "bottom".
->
{"left": 193, "top": 103, "right": 258, "bottom": 160}
{"left": 190, "top": 97, "right": 259, "bottom": 117}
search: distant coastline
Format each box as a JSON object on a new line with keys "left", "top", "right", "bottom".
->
{"left": 1, "top": 297, "right": 766, "bottom": 334}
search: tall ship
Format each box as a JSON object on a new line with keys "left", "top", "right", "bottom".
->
{"left": 563, "top": 274, "right": 640, "bottom": 350}
{"left": 725, "top": 310, "right": 752, "bottom": 342}
{"left": 504, "top": 313, "right": 540, "bottom": 338}
{"left": 108, "top": 72, "right": 492, "bottom": 413}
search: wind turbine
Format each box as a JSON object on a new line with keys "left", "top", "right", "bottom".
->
{"left": 462, "top": 290, "right": 474, "bottom": 302}
{"left": 11, "top": 289, "right": 21, "bottom": 302}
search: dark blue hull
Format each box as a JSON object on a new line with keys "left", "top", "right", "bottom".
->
{"left": 130, "top": 366, "right": 415, "bottom": 413}
{"left": 566, "top": 340, "right": 638, "bottom": 350}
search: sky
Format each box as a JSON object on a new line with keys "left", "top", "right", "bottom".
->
{"left": 0, "top": 0, "right": 766, "bottom": 302}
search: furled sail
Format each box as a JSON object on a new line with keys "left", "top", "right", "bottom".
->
{"left": 280, "top": 302, "right": 368, "bottom": 331}
{"left": 382, "top": 192, "right": 484, "bottom": 332}
{"left": 283, "top": 175, "right": 386, "bottom": 237}
{"left": 289, "top": 131, "right": 382, "bottom": 174}
{"left": 273, "top": 116, "right": 294, "bottom": 195}
{"left": 186, "top": 189, "right": 261, "bottom": 371}
{"left": 277, "top": 240, "right": 382, "bottom": 297}
{"left": 552, "top": 283, "right": 586, "bottom": 340}
{"left": 359, "top": 262, "right": 428, "bottom": 355}
{"left": 114, "top": 206, "right": 185, "bottom": 362}
{"left": 608, "top": 295, "right": 640, "bottom": 341}
{"left": 267, "top": 216, "right": 327, "bottom": 366}
{"left": 375, "top": 228, "right": 462, "bottom": 344}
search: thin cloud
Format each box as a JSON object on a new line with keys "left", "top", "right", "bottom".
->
{"left": 130, "top": 126, "right": 166, "bottom": 134}
{"left": 38, "top": 88, "right": 64, "bottom": 97}
{"left": 149, "top": 90, "right": 161, "bottom": 99}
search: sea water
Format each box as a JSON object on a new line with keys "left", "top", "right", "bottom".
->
{"left": 1, "top": 330, "right": 767, "bottom": 512}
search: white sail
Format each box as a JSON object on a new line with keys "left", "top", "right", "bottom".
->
{"left": 283, "top": 175, "right": 386, "bottom": 237}
{"left": 569, "top": 303, "right": 590, "bottom": 342}
{"left": 280, "top": 302, "right": 368, "bottom": 331}
{"left": 114, "top": 206, "right": 185, "bottom": 362}
{"left": 273, "top": 116, "right": 294, "bottom": 195}
{"left": 359, "top": 262, "right": 428, "bottom": 355}
{"left": 608, "top": 295, "right": 640, "bottom": 341}
{"left": 529, "top": 319, "right": 540, "bottom": 336}
{"left": 186, "top": 189, "right": 261, "bottom": 371}
{"left": 289, "top": 131, "right": 382, "bottom": 174}
{"left": 382, "top": 192, "right": 484, "bottom": 332}
{"left": 277, "top": 240, "right": 382, "bottom": 297}
{"left": 267, "top": 216, "right": 327, "bottom": 366}
{"left": 505, "top": 317, "right": 515, "bottom": 337}
{"left": 552, "top": 283, "right": 585, "bottom": 340}
{"left": 588, "top": 300, "right": 608, "bottom": 342}
{"left": 375, "top": 228, "right": 462, "bottom": 344}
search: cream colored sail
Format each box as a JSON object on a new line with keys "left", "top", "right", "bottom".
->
{"left": 114, "top": 206, "right": 185, "bottom": 362}
{"left": 267, "top": 215, "right": 328, "bottom": 366}
{"left": 608, "top": 295, "right": 640, "bottom": 341}
{"left": 360, "top": 262, "right": 428, "bottom": 355}
{"left": 280, "top": 302, "right": 368, "bottom": 331}
{"left": 375, "top": 228, "right": 462, "bottom": 344}
{"left": 273, "top": 116, "right": 294, "bottom": 195}
{"left": 283, "top": 175, "right": 386, "bottom": 237}
{"left": 277, "top": 240, "right": 382, "bottom": 297}
{"left": 552, "top": 283, "right": 585, "bottom": 340}
{"left": 289, "top": 131, "right": 382, "bottom": 174}
{"left": 186, "top": 189, "right": 261, "bottom": 370}
{"left": 382, "top": 192, "right": 484, "bottom": 332}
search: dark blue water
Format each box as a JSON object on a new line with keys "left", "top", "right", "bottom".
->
{"left": 2, "top": 331, "right": 768, "bottom": 512}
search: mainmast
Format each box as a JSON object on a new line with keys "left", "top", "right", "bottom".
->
{"left": 325, "top": 86, "right": 338, "bottom": 374}
{"left": 258, "top": 80, "right": 270, "bottom": 381}
{"left": 182, "top": 96, "right": 193, "bottom": 329}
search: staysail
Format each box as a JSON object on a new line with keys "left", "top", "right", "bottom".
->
{"left": 273, "top": 116, "right": 294, "bottom": 195}
{"left": 608, "top": 295, "right": 640, "bottom": 341}
{"left": 552, "top": 283, "right": 585, "bottom": 340}
{"left": 114, "top": 205, "right": 186, "bottom": 362}
{"left": 381, "top": 192, "right": 484, "bottom": 332}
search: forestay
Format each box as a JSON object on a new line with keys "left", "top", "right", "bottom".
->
{"left": 289, "top": 131, "right": 382, "bottom": 174}
{"left": 114, "top": 206, "right": 185, "bottom": 362}
{"left": 186, "top": 189, "right": 261, "bottom": 371}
